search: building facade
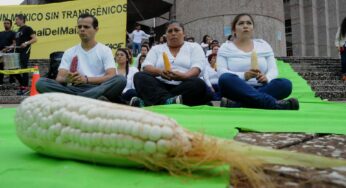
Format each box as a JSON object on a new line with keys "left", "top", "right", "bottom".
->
{"left": 22, "top": 0, "right": 346, "bottom": 57}
{"left": 285, "top": 0, "right": 346, "bottom": 57}
{"left": 174, "top": 0, "right": 286, "bottom": 56}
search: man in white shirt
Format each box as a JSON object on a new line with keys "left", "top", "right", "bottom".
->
{"left": 36, "top": 13, "right": 126, "bottom": 102}
{"left": 128, "top": 24, "right": 151, "bottom": 57}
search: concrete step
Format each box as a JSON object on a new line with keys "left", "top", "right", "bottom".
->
{"left": 311, "top": 85, "right": 346, "bottom": 91}
{"left": 298, "top": 72, "right": 341, "bottom": 77}
{"left": 315, "top": 91, "right": 346, "bottom": 99}
{"left": 301, "top": 75, "right": 341, "bottom": 80}
{"left": 290, "top": 62, "right": 341, "bottom": 65}
{"left": 0, "top": 84, "right": 19, "bottom": 90}
{"left": 308, "top": 80, "right": 346, "bottom": 85}
{"left": 0, "top": 96, "right": 28, "bottom": 104}
{"left": 290, "top": 64, "right": 342, "bottom": 69}
{"left": 295, "top": 69, "right": 342, "bottom": 73}
{"left": 279, "top": 57, "right": 340, "bottom": 64}
{"left": 0, "top": 90, "right": 21, "bottom": 96}
{"left": 292, "top": 68, "right": 341, "bottom": 72}
{"left": 328, "top": 98, "right": 346, "bottom": 102}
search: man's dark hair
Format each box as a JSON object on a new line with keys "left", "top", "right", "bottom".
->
{"left": 15, "top": 14, "right": 26, "bottom": 23}
{"left": 4, "top": 18, "right": 12, "bottom": 25}
{"left": 78, "top": 13, "right": 98, "bottom": 29}
{"left": 340, "top": 17, "right": 346, "bottom": 38}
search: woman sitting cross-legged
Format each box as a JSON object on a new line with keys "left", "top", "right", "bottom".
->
{"left": 217, "top": 13, "right": 299, "bottom": 110}
{"left": 114, "top": 48, "right": 138, "bottom": 104}
{"left": 130, "top": 20, "right": 212, "bottom": 107}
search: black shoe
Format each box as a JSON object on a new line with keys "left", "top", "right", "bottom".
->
{"left": 129, "top": 97, "right": 145, "bottom": 107}
{"left": 220, "top": 97, "right": 242, "bottom": 108}
{"left": 275, "top": 98, "right": 299, "bottom": 110}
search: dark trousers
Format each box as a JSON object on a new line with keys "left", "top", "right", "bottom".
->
{"left": 132, "top": 42, "right": 141, "bottom": 57}
{"left": 13, "top": 52, "right": 30, "bottom": 87}
{"left": 0, "top": 62, "right": 15, "bottom": 84}
{"left": 219, "top": 73, "right": 292, "bottom": 109}
{"left": 36, "top": 75, "right": 126, "bottom": 103}
{"left": 341, "top": 50, "right": 346, "bottom": 74}
{"left": 209, "top": 84, "right": 221, "bottom": 101}
{"left": 115, "top": 89, "right": 137, "bottom": 104}
{"left": 133, "top": 72, "right": 212, "bottom": 106}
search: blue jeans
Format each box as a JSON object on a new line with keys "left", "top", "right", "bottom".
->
{"left": 132, "top": 42, "right": 141, "bottom": 57}
{"left": 36, "top": 75, "right": 126, "bottom": 102}
{"left": 218, "top": 73, "right": 292, "bottom": 109}
{"left": 206, "top": 84, "right": 221, "bottom": 101}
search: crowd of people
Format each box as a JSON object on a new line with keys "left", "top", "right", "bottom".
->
{"left": 33, "top": 13, "right": 301, "bottom": 110}
{"left": 0, "top": 14, "right": 37, "bottom": 96}
{"left": 1, "top": 11, "right": 346, "bottom": 110}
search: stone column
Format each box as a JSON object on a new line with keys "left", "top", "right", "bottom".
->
{"left": 317, "top": 0, "right": 330, "bottom": 56}
{"left": 303, "top": 0, "right": 319, "bottom": 56}
{"left": 291, "top": 0, "right": 306, "bottom": 56}
{"left": 328, "top": 0, "right": 339, "bottom": 57}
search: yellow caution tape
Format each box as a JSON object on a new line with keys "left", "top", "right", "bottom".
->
{"left": 0, "top": 68, "right": 38, "bottom": 75}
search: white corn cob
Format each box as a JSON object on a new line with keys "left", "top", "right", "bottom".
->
{"left": 16, "top": 93, "right": 192, "bottom": 168}
{"left": 15, "top": 93, "right": 346, "bottom": 188}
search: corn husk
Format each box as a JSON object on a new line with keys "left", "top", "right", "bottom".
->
{"left": 163, "top": 52, "right": 171, "bottom": 71}
{"left": 251, "top": 50, "right": 259, "bottom": 70}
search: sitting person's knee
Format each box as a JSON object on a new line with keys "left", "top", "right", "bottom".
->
{"left": 218, "top": 73, "right": 236, "bottom": 86}
{"left": 272, "top": 78, "right": 292, "bottom": 90}
{"left": 35, "top": 78, "right": 48, "bottom": 92}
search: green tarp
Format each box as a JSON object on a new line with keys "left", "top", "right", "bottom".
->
{"left": 0, "top": 61, "right": 345, "bottom": 187}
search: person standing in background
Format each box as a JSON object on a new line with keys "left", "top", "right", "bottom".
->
{"left": 335, "top": 17, "right": 346, "bottom": 81}
{"left": 0, "top": 19, "right": 16, "bottom": 86}
{"left": 14, "top": 14, "right": 38, "bottom": 95}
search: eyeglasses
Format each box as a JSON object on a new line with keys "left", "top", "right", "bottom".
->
{"left": 77, "top": 25, "right": 92, "bottom": 29}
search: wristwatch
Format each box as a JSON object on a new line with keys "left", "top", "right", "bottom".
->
{"left": 24, "top": 41, "right": 29, "bottom": 45}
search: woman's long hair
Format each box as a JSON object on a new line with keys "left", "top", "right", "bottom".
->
{"left": 137, "top": 55, "right": 146, "bottom": 71}
{"left": 340, "top": 17, "right": 346, "bottom": 38}
{"left": 116, "top": 48, "right": 130, "bottom": 77}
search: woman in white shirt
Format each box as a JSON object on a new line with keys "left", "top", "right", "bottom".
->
{"left": 217, "top": 13, "right": 298, "bottom": 110}
{"left": 130, "top": 21, "right": 211, "bottom": 107}
{"left": 115, "top": 48, "right": 138, "bottom": 104}
{"left": 335, "top": 17, "right": 346, "bottom": 81}
{"left": 200, "top": 34, "right": 212, "bottom": 54}
{"left": 207, "top": 53, "right": 221, "bottom": 100}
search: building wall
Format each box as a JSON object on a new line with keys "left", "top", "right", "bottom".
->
{"left": 175, "top": 0, "right": 287, "bottom": 56}
{"left": 287, "top": 0, "right": 346, "bottom": 57}
{"left": 22, "top": 0, "right": 346, "bottom": 57}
